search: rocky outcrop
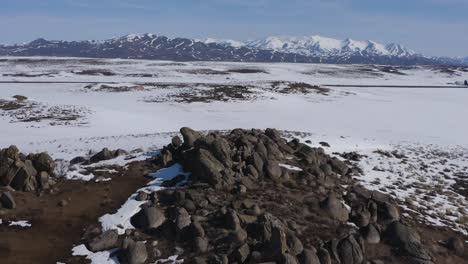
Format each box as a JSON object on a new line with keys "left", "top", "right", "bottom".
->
{"left": 79, "top": 127, "right": 461, "bottom": 263}
{"left": 0, "top": 145, "right": 56, "bottom": 194}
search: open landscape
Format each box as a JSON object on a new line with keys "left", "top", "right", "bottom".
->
{"left": 0, "top": 56, "right": 468, "bottom": 263}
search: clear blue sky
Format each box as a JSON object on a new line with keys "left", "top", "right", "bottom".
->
{"left": 1, "top": 0, "right": 467, "bottom": 56}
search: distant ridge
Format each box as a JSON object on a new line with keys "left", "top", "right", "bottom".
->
{"left": 0, "top": 33, "right": 466, "bottom": 66}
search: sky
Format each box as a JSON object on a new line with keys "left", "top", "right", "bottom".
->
{"left": 0, "top": 0, "right": 467, "bottom": 57}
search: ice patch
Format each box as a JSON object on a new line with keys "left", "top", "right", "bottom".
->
{"left": 99, "top": 163, "right": 190, "bottom": 235}
{"left": 279, "top": 163, "right": 303, "bottom": 171}
{"left": 72, "top": 244, "right": 119, "bottom": 264}
{"left": 9, "top": 220, "right": 32, "bottom": 227}
{"left": 154, "top": 255, "right": 184, "bottom": 264}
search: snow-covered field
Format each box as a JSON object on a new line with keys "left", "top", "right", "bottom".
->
{"left": 1, "top": 56, "right": 468, "bottom": 235}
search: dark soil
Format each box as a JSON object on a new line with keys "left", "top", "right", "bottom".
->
{"left": 0, "top": 161, "right": 157, "bottom": 264}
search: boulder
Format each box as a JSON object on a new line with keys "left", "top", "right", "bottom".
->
{"left": 4, "top": 145, "right": 19, "bottom": 160}
{"left": 286, "top": 231, "right": 304, "bottom": 256}
{"left": 337, "top": 235, "right": 364, "bottom": 264}
{"left": 362, "top": 224, "right": 380, "bottom": 244}
{"left": 248, "top": 152, "right": 264, "bottom": 176}
{"left": 10, "top": 160, "right": 38, "bottom": 191}
{"left": 121, "top": 238, "right": 148, "bottom": 264}
{"left": 263, "top": 225, "right": 288, "bottom": 261}
{"left": 382, "top": 202, "right": 400, "bottom": 221}
{"left": 180, "top": 127, "right": 202, "bottom": 147}
{"left": 225, "top": 209, "right": 241, "bottom": 230}
{"left": 446, "top": 237, "right": 464, "bottom": 255}
{"left": 32, "top": 152, "right": 55, "bottom": 173}
{"left": 281, "top": 254, "right": 299, "bottom": 264}
{"left": 161, "top": 149, "right": 173, "bottom": 167}
{"left": 175, "top": 207, "right": 191, "bottom": 232}
{"left": 135, "top": 191, "right": 148, "bottom": 202}
{"left": 317, "top": 248, "right": 332, "bottom": 264}
{"left": 299, "top": 248, "right": 321, "bottom": 264}
{"left": 320, "top": 194, "right": 350, "bottom": 222}
{"left": 90, "top": 148, "right": 114, "bottom": 163}
{"left": 37, "top": 171, "right": 50, "bottom": 189}
{"left": 384, "top": 221, "right": 432, "bottom": 262}
{"left": 193, "top": 237, "right": 209, "bottom": 253}
{"left": 141, "top": 207, "right": 166, "bottom": 230}
{"left": 329, "top": 158, "right": 349, "bottom": 176}
{"left": 171, "top": 136, "right": 183, "bottom": 148}
{"left": 227, "top": 228, "right": 248, "bottom": 245}
{"left": 1, "top": 164, "right": 20, "bottom": 186}
{"left": 265, "top": 161, "right": 282, "bottom": 180}
{"left": 87, "top": 230, "right": 118, "bottom": 252}
{"left": 351, "top": 206, "right": 371, "bottom": 227}
{"left": 233, "top": 243, "right": 250, "bottom": 263}
{"left": 70, "top": 156, "right": 87, "bottom": 165}
{"left": 195, "top": 148, "right": 226, "bottom": 186}
{"left": 189, "top": 222, "right": 205, "bottom": 237}
{"left": 210, "top": 137, "right": 232, "bottom": 167}
{"left": 114, "top": 149, "right": 129, "bottom": 157}
{"left": 0, "top": 192, "right": 16, "bottom": 209}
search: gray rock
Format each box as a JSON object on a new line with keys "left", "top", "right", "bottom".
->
{"left": 11, "top": 160, "right": 38, "bottom": 191}
{"left": 88, "top": 230, "right": 118, "bottom": 252}
{"left": 142, "top": 207, "right": 166, "bottom": 230}
{"left": 382, "top": 202, "right": 400, "bottom": 221}
{"left": 446, "top": 237, "right": 464, "bottom": 255}
{"left": 265, "top": 161, "right": 282, "bottom": 180}
{"left": 136, "top": 191, "right": 148, "bottom": 202}
{"left": 5, "top": 145, "right": 19, "bottom": 160}
{"left": 211, "top": 137, "right": 232, "bottom": 167}
{"left": 32, "top": 152, "right": 55, "bottom": 173}
{"left": 337, "top": 235, "right": 364, "bottom": 264}
{"left": 329, "top": 158, "right": 349, "bottom": 176}
{"left": 90, "top": 148, "right": 114, "bottom": 163}
{"left": 286, "top": 231, "right": 304, "bottom": 256}
{"left": 352, "top": 207, "right": 371, "bottom": 228}
{"left": 317, "top": 248, "right": 332, "bottom": 264}
{"left": 227, "top": 228, "right": 248, "bottom": 245}
{"left": 196, "top": 148, "right": 227, "bottom": 186}
{"left": 320, "top": 194, "right": 349, "bottom": 222}
{"left": 161, "top": 149, "right": 173, "bottom": 167}
{"left": 193, "top": 237, "right": 209, "bottom": 253}
{"left": 362, "top": 224, "right": 380, "bottom": 244}
{"left": 37, "top": 171, "right": 50, "bottom": 189}
{"left": 255, "top": 141, "right": 268, "bottom": 160}
{"left": 264, "top": 225, "right": 288, "bottom": 261}
{"left": 0, "top": 192, "right": 16, "bottom": 209}
{"left": 175, "top": 207, "right": 191, "bottom": 232}
{"left": 282, "top": 253, "right": 299, "bottom": 264}
{"left": 385, "top": 221, "right": 432, "bottom": 262}
{"left": 299, "top": 248, "right": 321, "bottom": 264}
{"left": 180, "top": 127, "right": 202, "bottom": 147}
{"left": 122, "top": 238, "right": 148, "bottom": 264}
{"left": 114, "top": 149, "right": 129, "bottom": 157}
{"left": 233, "top": 243, "right": 250, "bottom": 263}
{"left": 171, "top": 136, "right": 183, "bottom": 147}
{"left": 190, "top": 222, "right": 205, "bottom": 237}
{"left": 249, "top": 152, "right": 264, "bottom": 177}
{"left": 70, "top": 156, "right": 87, "bottom": 165}
{"left": 226, "top": 209, "right": 241, "bottom": 230}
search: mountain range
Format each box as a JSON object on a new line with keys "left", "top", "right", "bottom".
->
{"left": 0, "top": 33, "right": 466, "bottom": 66}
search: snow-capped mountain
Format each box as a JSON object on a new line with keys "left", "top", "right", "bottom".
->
{"left": 0, "top": 33, "right": 465, "bottom": 66}
{"left": 198, "top": 38, "right": 245, "bottom": 48}
{"left": 205, "top": 36, "right": 419, "bottom": 59}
